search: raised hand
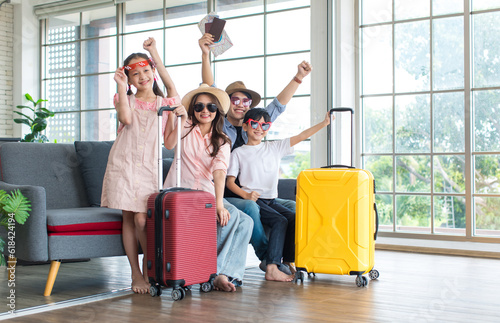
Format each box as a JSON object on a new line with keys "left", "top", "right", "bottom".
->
{"left": 199, "top": 33, "right": 215, "bottom": 56}
{"left": 296, "top": 60, "right": 313, "bottom": 81}
{"left": 323, "top": 111, "right": 332, "bottom": 126}
{"left": 143, "top": 37, "right": 157, "bottom": 53}
{"left": 114, "top": 67, "right": 128, "bottom": 89}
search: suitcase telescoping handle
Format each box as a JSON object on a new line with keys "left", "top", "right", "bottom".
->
{"left": 157, "top": 106, "right": 182, "bottom": 191}
{"left": 323, "top": 107, "right": 354, "bottom": 169}
{"left": 324, "top": 107, "right": 379, "bottom": 240}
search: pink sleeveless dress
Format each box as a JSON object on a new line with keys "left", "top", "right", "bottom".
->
{"left": 101, "top": 94, "right": 180, "bottom": 213}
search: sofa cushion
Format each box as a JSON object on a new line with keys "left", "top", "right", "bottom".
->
{"left": 74, "top": 141, "right": 114, "bottom": 207}
{"left": 0, "top": 142, "right": 89, "bottom": 209}
{"left": 46, "top": 207, "right": 123, "bottom": 236}
{"left": 75, "top": 141, "right": 175, "bottom": 207}
{"left": 277, "top": 178, "right": 297, "bottom": 201}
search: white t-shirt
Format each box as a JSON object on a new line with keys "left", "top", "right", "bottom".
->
{"left": 227, "top": 138, "right": 294, "bottom": 199}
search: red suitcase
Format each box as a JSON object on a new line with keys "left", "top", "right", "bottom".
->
{"left": 146, "top": 106, "right": 217, "bottom": 300}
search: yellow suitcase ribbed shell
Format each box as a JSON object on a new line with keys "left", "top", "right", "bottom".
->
{"left": 295, "top": 167, "right": 376, "bottom": 276}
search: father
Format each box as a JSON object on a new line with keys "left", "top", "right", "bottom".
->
{"left": 199, "top": 33, "right": 312, "bottom": 271}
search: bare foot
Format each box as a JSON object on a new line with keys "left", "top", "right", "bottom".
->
{"left": 265, "top": 264, "right": 294, "bottom": 282}
{"left": 213, "top": 274, "right": 236, "bottom": 292}
{"left": 132, "top": 274, "right": 150, "bottom": 294}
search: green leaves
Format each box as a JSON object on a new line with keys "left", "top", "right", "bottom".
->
{"left": 32, "top": 118, "right": 48, "bottom": 132}
{"left": 14, "top": 93, "right": 54, "bottom": 143}
{"left": 0, "top": 189, "right": 31, "bottom": 265}
{"left": 24, "top": 93, "right": 34, "bottom": 103}
{"left": 2, "top": 189, "right": 32, "bottom": 225}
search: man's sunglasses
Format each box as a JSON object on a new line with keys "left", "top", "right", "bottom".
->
{"left": 246, "top": 118, "right": 272, "bottom": 131}
{"left": 230, "top": 97, "right": 252, "bottom": 108}
{"left": 193, "top": 102, "right": 218, "bottom": 113}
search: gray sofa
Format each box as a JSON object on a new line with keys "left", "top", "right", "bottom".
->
{"left": 0, "top": 141, "right": 296, "bottom": 296}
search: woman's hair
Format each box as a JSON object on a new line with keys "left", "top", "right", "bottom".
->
{"left": 123, "top": 53, "right": 164, "bottom": 97}
{"left": 183, "top": 92, "right": 231, "bottom": 158}
{"left": 243, "top": 108, "right": 271, "bottom": 124}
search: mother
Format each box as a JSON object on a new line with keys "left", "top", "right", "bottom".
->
{"left": 164, "top": 84, "right": 253, "bottom": 292}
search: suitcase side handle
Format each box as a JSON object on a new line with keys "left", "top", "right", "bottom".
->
{"left": 374, "top": 203, "right": 379, "bottom": 241}
{"left": 321, "top": 164, "right": 355, "bottom": 169}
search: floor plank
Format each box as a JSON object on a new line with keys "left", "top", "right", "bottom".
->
{"left": 2, "top": 250, "right": 500, "bottom": 322}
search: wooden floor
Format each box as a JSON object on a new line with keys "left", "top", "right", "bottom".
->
{"left": 1, "top": 250, "right": 500, "bottom": 322}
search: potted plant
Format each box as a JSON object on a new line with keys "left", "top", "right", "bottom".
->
{"left": 0, "top": 189, "right": 31, "bottom": 266}
{"left": 14, "top": 93, "right": 55, "bottom": 143}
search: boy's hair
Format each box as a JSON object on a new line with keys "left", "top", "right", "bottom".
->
{"left": 243, "top": 108, "right": 271, "bottom": 124}
{"left": 229, "top": 91, "right": 252, "bottom": 100}
{"left": 123, "top": 52, "right": 165, "bottom": 97}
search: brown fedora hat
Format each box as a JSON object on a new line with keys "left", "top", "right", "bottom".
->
{"left": 225, "top": 81, "right": 261, "bottom": 109}
{"left": 182, "top": 84, "right": 230, "bottom": 115}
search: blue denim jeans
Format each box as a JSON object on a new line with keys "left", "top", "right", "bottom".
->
{"left": 225, "top": 197, "right": 268, "bottom": 261}
{"left": 274, "top": 198, "right": 296, "bottom": 212}
{"left": 256, "top": 198, "right": 295, "bottom": 265}
{"left": 217, "top": 199, "right": 253, "bottom": 281}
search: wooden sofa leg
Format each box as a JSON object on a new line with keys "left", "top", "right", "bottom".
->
{"left": 44, "top": 260, "right": 61, "bottom": 296}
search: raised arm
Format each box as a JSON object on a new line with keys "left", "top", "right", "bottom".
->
{"left": 275, "top": 61, "right": 312, "bottom": 106}
{"left": 143, "top": 37, "right": 179, "bottom": 98}
{"left": 199, "top": 33, "right": 215, "bottom": 86}
{"left": 114, "top": 67, "right": 132, "bottom": 125}
{"left": 290, "top": 111, "right": 331, "bottom": 147}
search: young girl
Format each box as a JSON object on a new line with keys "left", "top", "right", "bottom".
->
{"left": 101, "top": 38, "right": 187, "bottom": 294}
{"left": 163, "top": 84, "right": 253, "bottom": 292}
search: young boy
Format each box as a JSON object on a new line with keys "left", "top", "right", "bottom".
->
{"left": 226, "top": 108, "right": 332, "bottom": 282}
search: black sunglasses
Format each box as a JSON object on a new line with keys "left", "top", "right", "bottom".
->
{"left": 193, "top": 102, "right": 218, "bottom": 113}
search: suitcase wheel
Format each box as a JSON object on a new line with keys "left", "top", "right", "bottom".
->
{"left": 149, "top": 285, "right": 162, "bottom": 297}
{"left": 368, "top": 269, "right": 380, "bottom": 280}
{"left": 171, "top": 287, "right": 185, "bottom": 301}
{"left": 200, "top": 281, "right": 213, "bottom": 293}
{"left": 355, "top": 275, "right": 368, "bottom": 287}
{"left": 293, "top": 271, "right": 305, "bottom": 283}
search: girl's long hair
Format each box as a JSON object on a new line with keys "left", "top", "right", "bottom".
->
{"left": 183, "top": 93, "right": 231, "bottom": 158}
{"left": 123, "top": 53, "right": 164, "bottom": 97}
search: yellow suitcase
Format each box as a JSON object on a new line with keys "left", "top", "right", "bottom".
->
{"left": 294, "top": 108, "right": 379, "bottom": 287}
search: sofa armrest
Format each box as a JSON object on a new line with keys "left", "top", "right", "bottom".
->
{"left": 0, "top": 181, "right": 49, "bottom": 262}
{"left": 277, "top": 178, "right": 296, "bottom": 201}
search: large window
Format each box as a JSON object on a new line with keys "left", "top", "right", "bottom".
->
{"left": 360, "top": 1, "right": 500, "bottom": 239}
{"left": 40, "top": 0, "right": 311, "bottom": 178}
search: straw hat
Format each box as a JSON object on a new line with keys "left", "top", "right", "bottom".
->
{"left": 225, "top": 81, "right": 261, "bottom": 108}
{"left": 181, "top": 84, "right": 230, "bottom": 115}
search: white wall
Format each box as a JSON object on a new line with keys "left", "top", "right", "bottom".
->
{"left": 0, "top": 2, "right": 14, "bottom": 137}
{"left": 11, "top": 0, "right": 42, "bottom": 139}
